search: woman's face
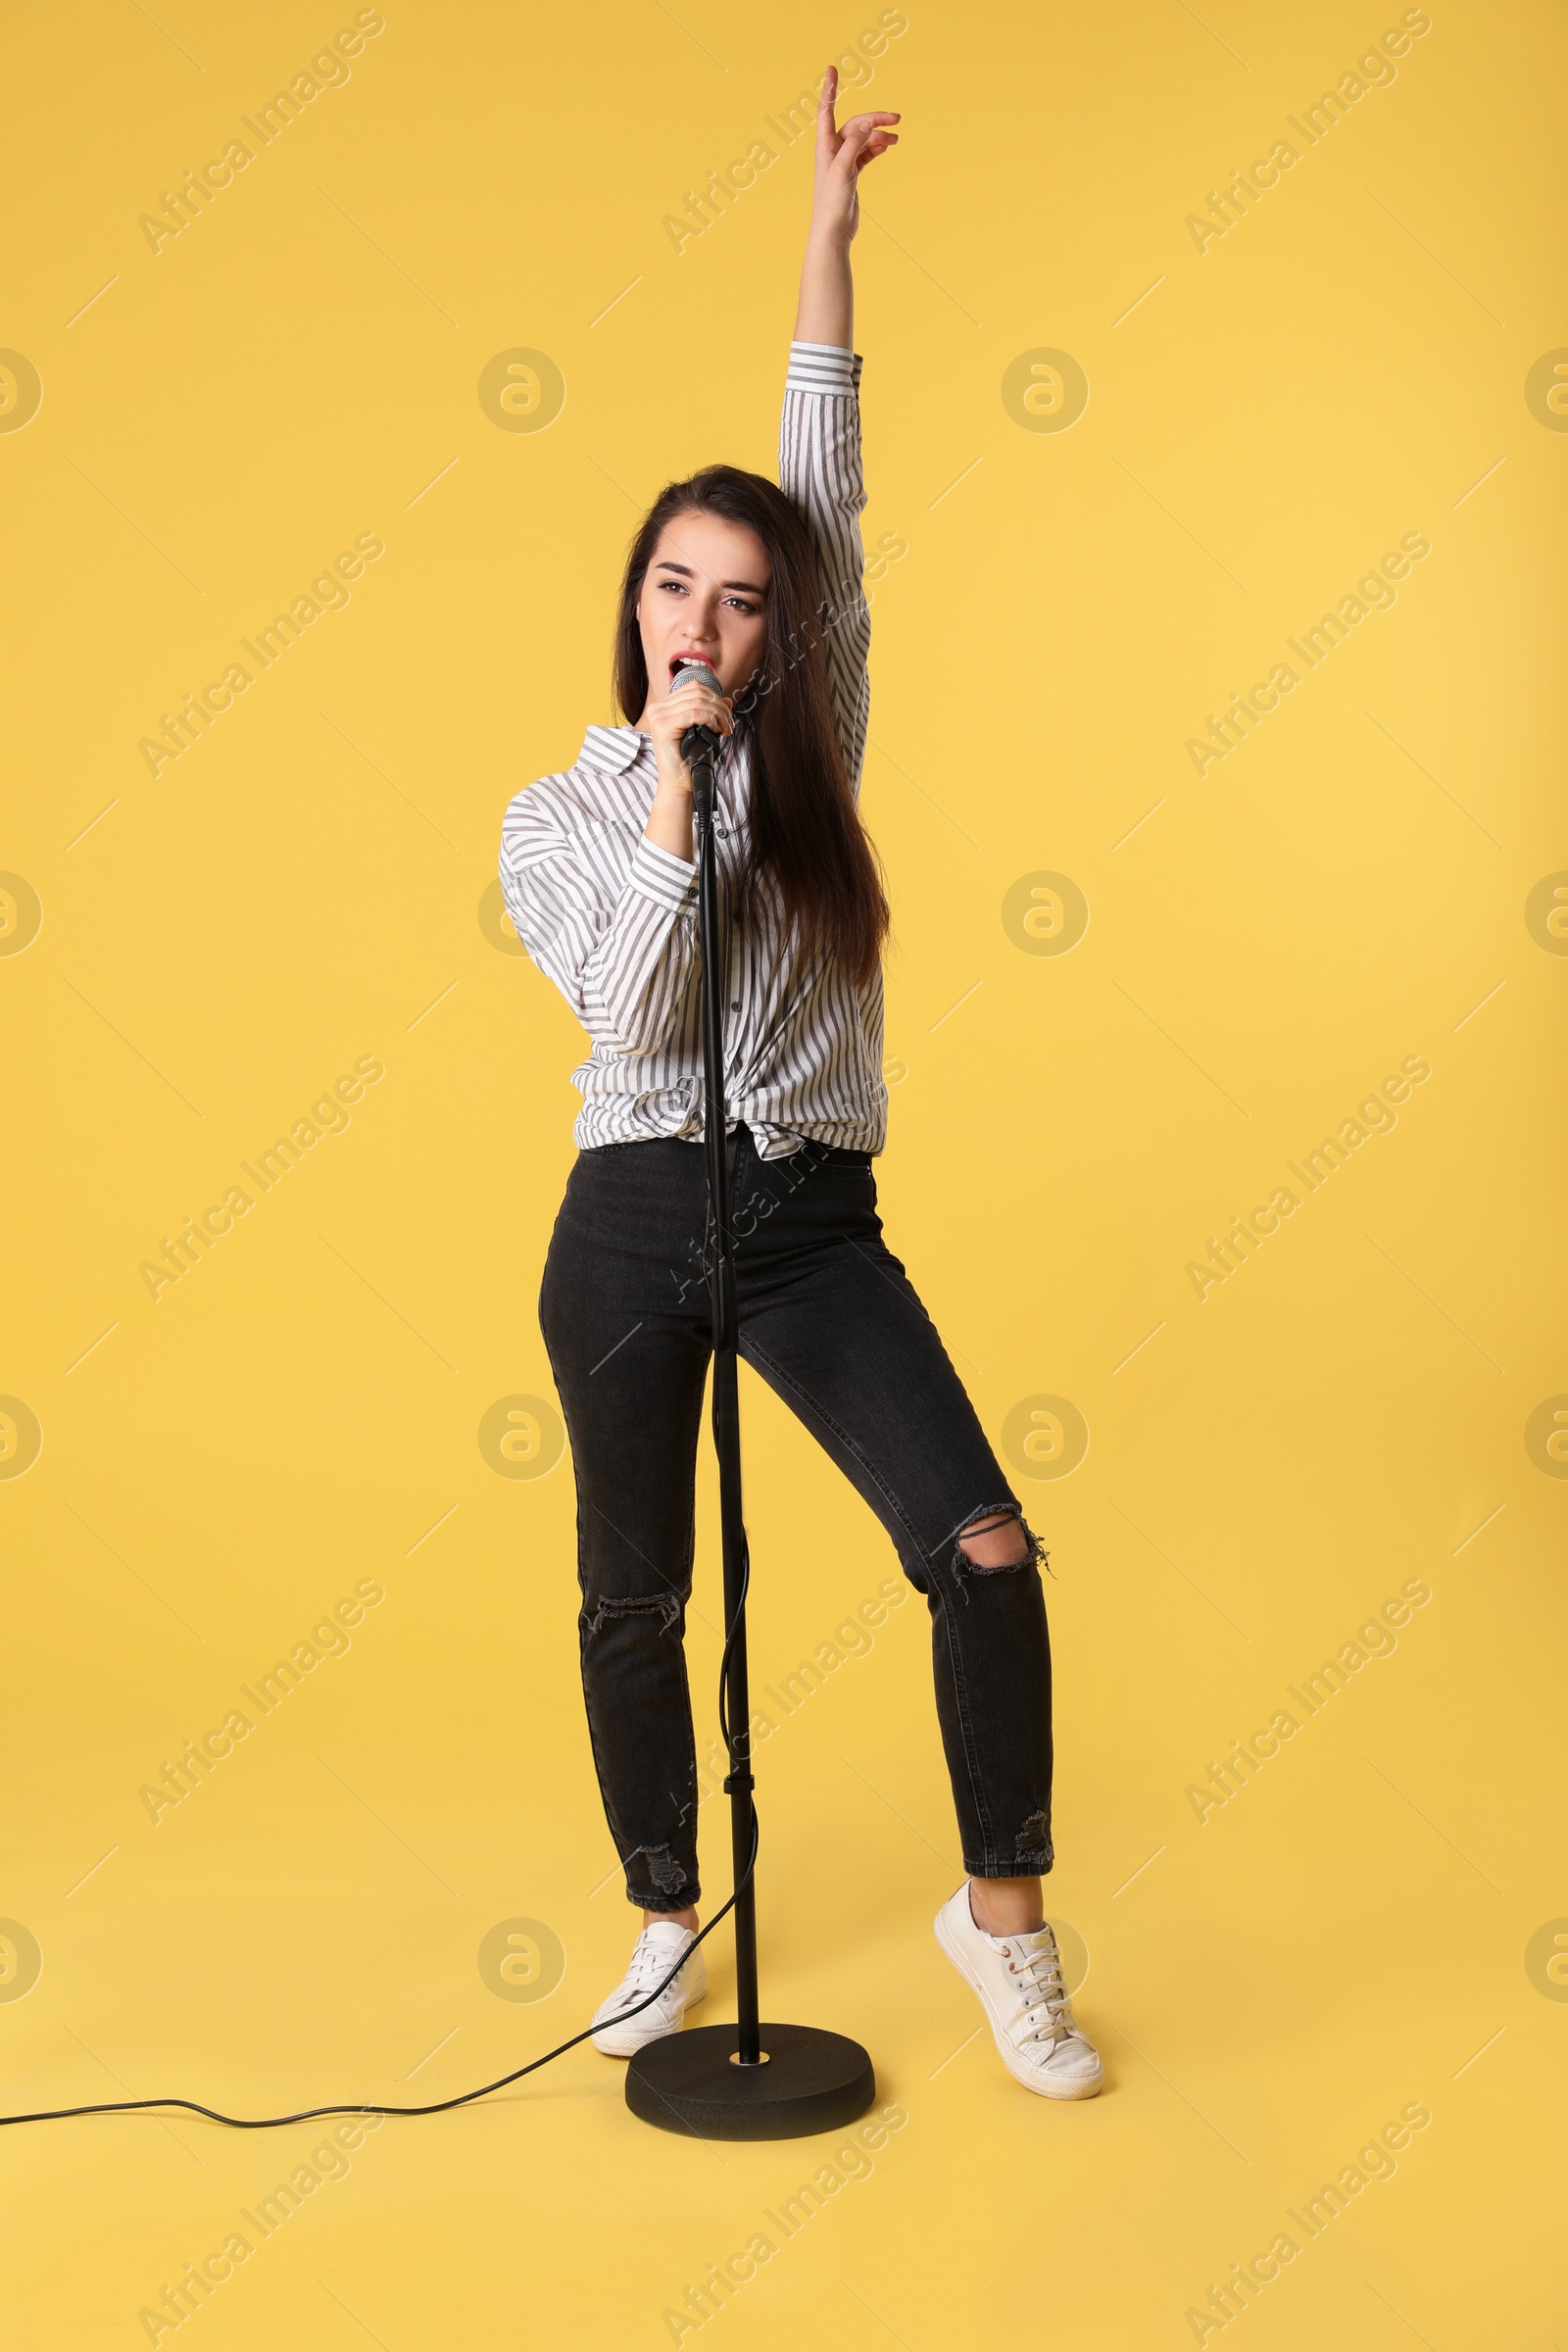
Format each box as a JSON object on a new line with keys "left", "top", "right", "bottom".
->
{"left": 636, "top": 509, "right": 772, "bottom": 704}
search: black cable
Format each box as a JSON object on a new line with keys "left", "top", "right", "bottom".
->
{"left": 0, "top": 1528, "right": 760, "bottom": 2132}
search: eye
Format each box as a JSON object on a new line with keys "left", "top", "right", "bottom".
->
{"left": 725, "top": 597, "right": 760, "bottom": 615}
{"left": 656, "top": 578, "right": 687, "bottom": 596}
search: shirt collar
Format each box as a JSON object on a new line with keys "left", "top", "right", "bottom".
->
{"left": 577, "top": 724, "right": 649, "bottom": 779}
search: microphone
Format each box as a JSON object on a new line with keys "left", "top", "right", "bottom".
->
{"left": 670, "top": 658, "right": 724, "bottom": 766}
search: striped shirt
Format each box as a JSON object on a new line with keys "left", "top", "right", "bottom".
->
{"left": 498, "top": 340, "right": 886, "bottom": 1163}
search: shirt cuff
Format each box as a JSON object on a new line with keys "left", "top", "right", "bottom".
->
{"left": 627, "top": 832, "right": 697, "bottom": 912}
{"left": 786, "top": 340, "right": 862, "bottom": 395}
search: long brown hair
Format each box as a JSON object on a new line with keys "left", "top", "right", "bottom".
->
{"left": 612, "top": 466, "right": 890, "bottom": 992}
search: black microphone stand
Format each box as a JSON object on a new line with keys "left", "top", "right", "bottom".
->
{"left": 624, "top": 726, "right": 875, "bottom": 2140}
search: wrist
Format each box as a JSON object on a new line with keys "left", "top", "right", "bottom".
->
{"left": 803, "top": 225, "right": 853, "bottom": 270}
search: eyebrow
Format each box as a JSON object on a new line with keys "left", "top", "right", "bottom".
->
{"left": 652, "top": 559, "right": 769, "bottom": 596}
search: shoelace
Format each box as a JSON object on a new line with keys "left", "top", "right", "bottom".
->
{"left": 617, "top": 1934, "right": 691, "bottom": 2009}
{"left": 1005, "top": 1936, "right": 1072, "bottom": 2046}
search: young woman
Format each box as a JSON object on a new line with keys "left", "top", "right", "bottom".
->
{"left": 498, "top": 72, "right": 1102, "bottom": 2101}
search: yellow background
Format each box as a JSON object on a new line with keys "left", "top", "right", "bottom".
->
{"left": 2, "top": 0, "right": 1564, "bottom": 2343}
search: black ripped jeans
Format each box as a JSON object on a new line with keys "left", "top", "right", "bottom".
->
{"left": 538, "top": 1124, "right": 1054, "bottom": 1912}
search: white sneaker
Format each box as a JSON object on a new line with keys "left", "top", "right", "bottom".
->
{"left": 934, "top": 1885, "right": 1104, "bottom": 2100}
{"left": 590, "top": 1920, "right": 709, "bottom": 2057}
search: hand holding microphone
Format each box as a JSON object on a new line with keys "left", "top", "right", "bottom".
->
{"left": 641, "top": 659, "right": 734, "bottom": 864}
{"left": 646, "top": 659, "right": 733, "bottom": 797}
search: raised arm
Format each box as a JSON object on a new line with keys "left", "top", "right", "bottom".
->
{"left": 793, "top": 68, "right": 899, "bottom": 349}
{"left": 780, "top": 70, "right": 900, "bottom": 796}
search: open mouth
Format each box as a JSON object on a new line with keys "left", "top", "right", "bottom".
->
{"left": 669, "top": 654, "right": 716, "bottom": 683}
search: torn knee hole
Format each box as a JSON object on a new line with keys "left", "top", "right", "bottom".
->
{"left": 585, "top": 1592, "right": 683, "bottom": 1635}
{"left": 956, "top": 1505, "right": 1032, "bottom": 1570}
{"left": 958, "top": 1505, "right": 1044, "bottom": 1580}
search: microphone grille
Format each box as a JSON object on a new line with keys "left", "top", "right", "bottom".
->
{"left": 669, "top": 659, "right": 720, "bottom": 696}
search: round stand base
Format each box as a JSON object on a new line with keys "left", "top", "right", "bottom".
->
{"left": 625, "top": 2023, "right": 875, "bottom": 2140}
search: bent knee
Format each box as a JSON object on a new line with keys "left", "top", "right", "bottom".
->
{"left": 956, "top": 1506, "right": 1032, "bottom": 1571}
{"left": 582, "top": 1591, "right": 684, "bottom": 1636}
